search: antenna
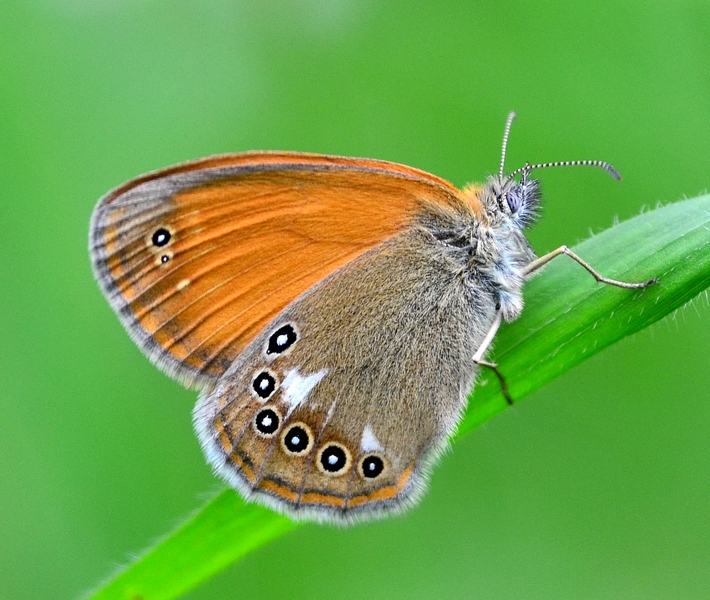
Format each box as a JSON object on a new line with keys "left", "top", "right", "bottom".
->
{"left": 508, "top": 159, "right": 621, "bottom": 181}
{"left": 499, "top": 111, "right": 517, "bottom": 177}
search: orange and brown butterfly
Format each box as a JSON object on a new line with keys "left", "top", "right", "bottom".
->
{"left": 89, "top": 113, "right": 655, "bottom": 523}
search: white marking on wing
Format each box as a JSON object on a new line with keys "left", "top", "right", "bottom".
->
{"left": 281, "top": 368, "right": 328, "bottom": 414}
{"left": 361, "top": 424, "right": 384, "bottom": 452}
{"left": 325, "top": 399, "right": 337, "bottom": 423}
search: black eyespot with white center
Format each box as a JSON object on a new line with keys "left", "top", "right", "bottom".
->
{"left": 318, "top": 443, "right": 351, "bottom": 476}
{"left": 266, "top": 324, "right": 297, "bottom": 355}
{"left": 252, "top": 371, "right": 277, "bottom": 399}
{"left": 360, "top": 455, "right": 385, "bottom": 479}
{"left": 160, "top": 254, "right": 170, "bottom": 263}
{"left": 254, "top": 408, "right": 280, "bottom": 437}
{"left": 152, "top": 228, "right": 172, "bottom": 247}
{"left": 281, "top": 423, "right": 313, "bottom": 456}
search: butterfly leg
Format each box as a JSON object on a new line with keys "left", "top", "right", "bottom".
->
{"left": 473, "top": 311, "right": 514, "bottom": 405}
{"left": 524, "top": 245, "right": 658, "bottom": 288}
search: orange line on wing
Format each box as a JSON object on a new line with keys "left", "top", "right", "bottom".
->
{"left": 214, "top": 417, "right": 233, "bottom": 454}
{"left": 230, "top": 451, "right": 256, "bottom": 483}
{"left": 347, "top": 466, "right": 414, "bottom": 508}
{"left": 397, "top": 466, "right": 414, "bottom": 490}
{"left": 258, "top": 479, "right": 299, "bottom": 502}
{"left": 301, "top": 492, "right": 346, "bottom": 508}
{"left": 347, "top": 487, "right": 396, "bottom": 507}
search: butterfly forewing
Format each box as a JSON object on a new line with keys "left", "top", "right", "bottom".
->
{"left": 90, "top": 152, "right": 474, "bottom": 389}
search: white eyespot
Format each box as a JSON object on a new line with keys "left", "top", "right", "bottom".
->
{"left": 281, "top": 368, "right": 328, "bottom": 414}
{"left": 280, "top": 422, "right": 315, "bottom": 457}
{"left": 250, "top": 369, "right": 279, "bottom": 401}
{"left": 316, "top": 442, "right": 352, "bottom": 477}
{"left": 253, "top": 406, "right": 281, "bottom": 438}
{"left": 265, "top": 323, "right": 299, "bottom": 356}
{"left": 358, "top": 453, "right": 387, "bottom": 480}
{"left": 146, "top": 225, "right": 175, "bottom": 251}
{"left": 155, "top": 249, "right": 173, "bottom": 266}
{"left": 177, "top": 278, "right": 190, "bottom": 291}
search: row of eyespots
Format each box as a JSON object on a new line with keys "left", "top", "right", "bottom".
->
{"left": 253, "top": 407, "right": 385, "bottom": 479}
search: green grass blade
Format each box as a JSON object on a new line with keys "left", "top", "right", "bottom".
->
{"left": 85, "top": 493, "right": 296, "bottom": 600}
{"left": 459, "top": 194, "right": 710, "bottom": 433}
{"left": 87, "top": 194, "right": 710, "bottom": 600}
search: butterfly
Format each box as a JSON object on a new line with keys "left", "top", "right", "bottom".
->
{"left": 89, "top": 113, "right": 655, "bottom": 523}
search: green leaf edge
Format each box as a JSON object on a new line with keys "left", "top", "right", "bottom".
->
{"left": 86, "top": 194, "right": 710, "bottom": 600}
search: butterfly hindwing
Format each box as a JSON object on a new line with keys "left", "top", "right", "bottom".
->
{"left": 195, "top": 226, "right": 498, "bottom": 522}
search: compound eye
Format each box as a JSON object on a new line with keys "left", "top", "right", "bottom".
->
{"left": 506, "top": 190, "right": 523, "bottom": 213}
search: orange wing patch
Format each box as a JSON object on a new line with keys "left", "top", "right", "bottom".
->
{"left": 91, "top": 153, "right": 478, "bottom": 388}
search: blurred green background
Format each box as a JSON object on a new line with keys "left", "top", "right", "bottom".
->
{"left": 1, "top": 1, "right": 709, "bottom": 598}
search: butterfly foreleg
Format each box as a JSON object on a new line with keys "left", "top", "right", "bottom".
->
{"left": 524, "top": 245, "right": 657, "bottom": 289}
{"left": 472, "top": 311, "right": 513, "bottom": 405}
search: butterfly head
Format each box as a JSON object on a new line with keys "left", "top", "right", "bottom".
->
{"left": 480, "top": 169, "right": 542, "bottom": 230}
{"left": 477, "top": 112, "right": 621, "bottom": 231}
